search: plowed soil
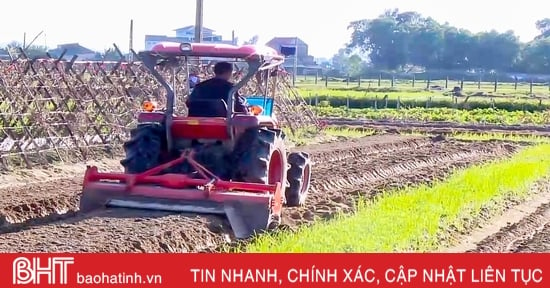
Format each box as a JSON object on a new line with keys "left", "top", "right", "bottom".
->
{"left": 461, "top": 180, "right": 550, "bottom": 253}
{"left": 515, "top": 223, "right": 550, "bottom": 252}
{"left": 0, "top": 135, "right": 518, "bottom": 252}
{"left": 0, "top": 159, "right": 123, "bottom": 231}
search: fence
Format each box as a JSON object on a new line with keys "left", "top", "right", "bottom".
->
{"left": 0, "top": 59, "right": 158, "bottom": 170}
{"left": 0, "top": 52, "right": 319, "bottom": 171}
{"left": 299, "top": 73, "right": 550, "bottom": 96}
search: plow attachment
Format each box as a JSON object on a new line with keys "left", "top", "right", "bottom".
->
{"left": 80, "top": 151, "right": 283, "bottom": 239}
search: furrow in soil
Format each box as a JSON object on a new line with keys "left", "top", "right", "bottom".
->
{"left": 0, "top": 136, "right": 517, "bottom": 252}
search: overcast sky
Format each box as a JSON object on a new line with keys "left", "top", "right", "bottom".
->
{"left": 0, "top": 0, "right": 545, "bottom": 58}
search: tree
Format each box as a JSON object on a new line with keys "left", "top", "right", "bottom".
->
{"left": 348, "top": 10, "right": 441, "bottom": 70}
{"left": 346, "top": 54, "right": 363, "bottom": 77}
{"left": 439, "top": 27, "right": 475, "bottom": 69}
{"left": 331, "top": 48, "right": 350, "bottom": 73}
{"left": 407, "top": 18, "right": 444, "bottom": 68}
{"left": 348, "top": 16, "right": 408, "bottom": 69}
{"left": 535, "top": 18, "right": 550, "bottom": 39}
{"left": 347, "top": 9, "right": 528, "bottom": 72}
{"left": 519, "top": 38, "right": 550, "bottom": 73}
{"left": 328, "top": 49, "right": 368, "bottom": 77}
{"left": 470, "top": 30, "right": 520, "bottom": 70}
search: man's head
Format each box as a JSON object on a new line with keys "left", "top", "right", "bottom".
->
{"left": 213, "top": 62, "right": 233, "bottom": 81}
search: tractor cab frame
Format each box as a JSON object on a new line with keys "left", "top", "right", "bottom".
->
{"left": 137, "top": 42, "right": 285, "bottom": 152}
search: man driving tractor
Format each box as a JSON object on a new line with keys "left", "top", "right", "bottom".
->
{"left": 186, "top": 62, "right": 249, "bottom": 116}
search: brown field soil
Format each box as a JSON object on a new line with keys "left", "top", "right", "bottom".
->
{"left": 457, "top": 180, "right": 550, "bottom": 253}
{"left": 0, "top": 134, "right": 518, "bottom": 252}
{"left": 0, "top": 159, "right": 123, "bottom": 230}
{"left": 515, "top": 221, "right": 550, "bottom": 252}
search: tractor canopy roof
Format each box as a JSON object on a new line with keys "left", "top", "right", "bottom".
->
{"left": 145, "top": 42, "right": 284, "bottom": 62}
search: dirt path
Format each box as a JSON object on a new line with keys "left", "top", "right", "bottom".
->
{"left": 0, "top": 135, "right": 518, "bottom": 252}
{"left": 323, "top": 118, "right": 550, "bottom": 137}
{"left": 457, "top": 180, "right": 550, "bottom": 253}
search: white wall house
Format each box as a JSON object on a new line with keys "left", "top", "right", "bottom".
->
{"left": 144, "top": 26, "right": 234, "bottom": 50}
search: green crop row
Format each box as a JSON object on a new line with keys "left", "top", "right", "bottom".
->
{"left": 301, "top": 92, "right": 550, "bottom": 112}
{"left": 296, "top": 82, "right": 550, "bottom": 112}
{"left": 314, "top": 106, "right": 550, "bottom": 126}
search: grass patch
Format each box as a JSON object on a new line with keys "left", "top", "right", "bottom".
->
{"left": 248, "top": 144, "right": 550, "bottom": 252}
{"left": 323, "top": 125, "right": 550, "bottom": 143}
{"left": 284, "top": 126, "right": 375, "bottom": 146}
{"left": 283, "top": 127, "right": 319, "bottom": 146}
{"left": 446, "top": 131, "right": 550, "bottom": 143}
{"left": 323, "top": 127, "right": 376, "bottom": 138}
{"left": 400, "top": 130, "right": 550, "bottom": 143}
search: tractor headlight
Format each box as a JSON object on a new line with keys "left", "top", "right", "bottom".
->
{"left": 142, "top": 100, "right": 157, "bottom": 112}
{"left": 180, "top": 43, "right": 192, "bottom": 52}
{"left": 250, "top": 105, "right": 264, "bottom": 116}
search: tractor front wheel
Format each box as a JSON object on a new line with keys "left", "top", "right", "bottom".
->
{"left": 285, "top": 152, "right": 311, "bottom": 207}
{"left": 120, "top": 123, "right": 165, "bottom": 173}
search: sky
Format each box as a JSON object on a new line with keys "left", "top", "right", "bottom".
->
{"left": 0, "top": 0, "right": 546, "bottom": 58}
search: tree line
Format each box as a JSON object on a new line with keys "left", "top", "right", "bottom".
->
{"left": 332, "top": 9, "right": 550, "bottom": 75}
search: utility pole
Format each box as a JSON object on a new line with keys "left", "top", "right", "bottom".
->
{"left": 194, "top": 0, "right": 204, "bottom": 43}
{"left": 24, "top": 31, "right": 44, "bottom": 50}
{"left": 129, "top": 19, "right": 134, "bottom": 62}
{"left": 193, "top": 0, "right": 204, "bottom": 66}
{"left": 293, "top": 37, "right": 298, "bottom": 87}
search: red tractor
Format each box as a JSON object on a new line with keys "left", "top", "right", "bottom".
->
{"left": 80, "top": 42, "right": 312, "bottom": 238}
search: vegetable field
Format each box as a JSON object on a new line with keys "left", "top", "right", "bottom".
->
{"left": 1, "top": 59, "right": 550, "bottom": 253}
{"left": 314, "top": 107, "right": 550, "bottom": 125}
{"left": 297, "top": 78, "right": 550, "bottom": 112}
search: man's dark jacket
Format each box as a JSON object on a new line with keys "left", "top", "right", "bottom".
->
{"left": 187, "top": 77, "right": 248, "bottom": 114}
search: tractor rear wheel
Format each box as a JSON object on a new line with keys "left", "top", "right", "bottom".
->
{"left": 232, "top": 128, "right": 287, "bottom": 185}
{"left": 284, "top": 152, "right": 311, "bottom": 207}
{"left": 232, "top": 127, "right": 287, "bottom": 229}
{"left": 120, "top": 123, "right": 165, "bottom": 173}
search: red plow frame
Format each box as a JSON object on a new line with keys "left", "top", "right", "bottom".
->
{"left": 81, "top": 150, "right": 284, "bottom": 239}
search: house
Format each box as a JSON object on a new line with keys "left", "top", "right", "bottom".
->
{"left": 265, "top": 37, "right": 321, "bottom": 74}
{"left": 47, "top": 43, "right": 96, "bottom": 61}
{"left": 174, "top": 26, "right": 220, "bottom": 42}
{"left": 144, "top": 26, "right": 235, "bottom": 50}
{"left": 0, "top": 47, "right": 9, "bottom": 60}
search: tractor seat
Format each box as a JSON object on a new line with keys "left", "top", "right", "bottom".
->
{"left": 187, "top": 99, "right": 228, "bottom": 118}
